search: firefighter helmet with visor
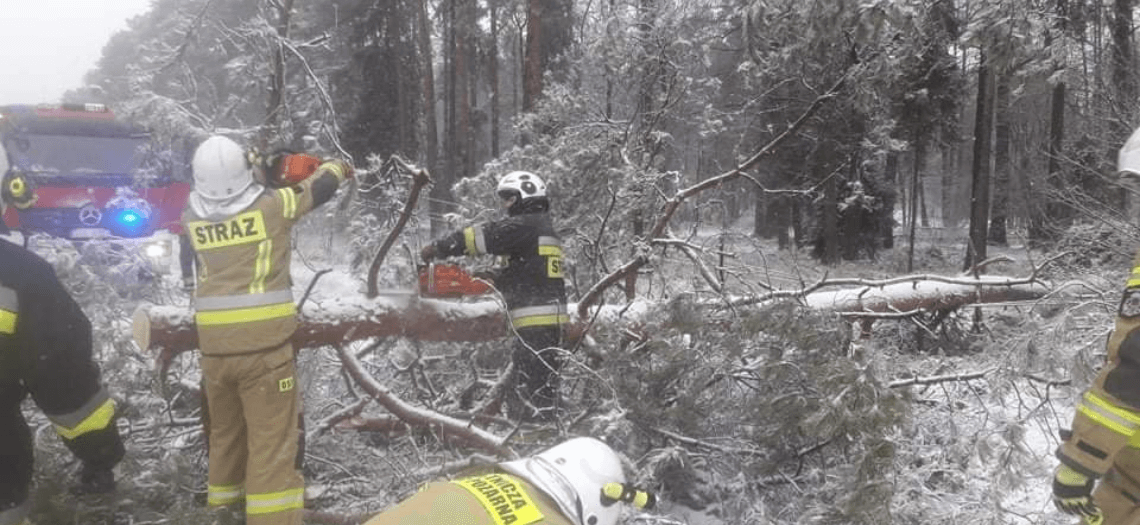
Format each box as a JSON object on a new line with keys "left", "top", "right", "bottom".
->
{"left": 497, "top": 171, "right": 547, "bottom": 202}
{"left": 500, "top": 437, "right": 626, "bottom": 525}
{"left": 192, "top": 135, "right": 255, "bottom": 201}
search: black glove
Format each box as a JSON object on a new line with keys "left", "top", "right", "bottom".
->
{"left": 420, "top": 244, "right": 438, "bottom": 263}
{"left": 72, "top": 463, "right": 116, "bottom": 495}
{"left": 1053, "top": 465, "right": 1102, "bottom": 522}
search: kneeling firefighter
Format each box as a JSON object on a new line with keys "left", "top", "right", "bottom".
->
{"left": 363, "top": 437, "right": 655, "bottom": 525}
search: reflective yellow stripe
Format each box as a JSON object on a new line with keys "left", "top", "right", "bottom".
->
{"left": 464, "top": 226, "right": 486, "bottom": 255}
{"left": 54, "top": 398, "right": 116, "bottom": 440}
{"left": 1129, "top": 267, "right": 1140, "bottom": 287}
{"left": 1078, "top": 392, "right": 1140, "bottom": 436}
{"left": 207, "top": 483, "right": 245, "bottom": 506}
{"left": 1055, "top": 465, "right": 1090, "bottom": 485}
{"left": 278, "top": 188, "right": 297, "bottom": 219}
{"left": 453, "top": 473, "right": 544, "bottom": 525}
{"left": 538, "top": 245, "right": 563, "bottom": 257}
{"left": 195, "top": 302, "right": 297, "bottom": 326}
{"left": 512, "top": 314, "right": 570, "bottom": 329}
{"left": 250, "top": 239, "right": 272, "bottom": 294}
{"left": 322, "top": 162, "right": 346, "bottom": 182}
{"left": 0, "top": 286, "right": 18, "bottom": 335}
{"left": 0, "top": 309, "right": 14, "bottom": 334}
{"left": 246, "top": 487, "right": 305, "bottom": 515}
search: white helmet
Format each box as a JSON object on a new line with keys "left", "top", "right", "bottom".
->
{"left": 497, "top": 170, "right": 547, "bottom": 201}
{"left": 500, "top": 437, "right": 626, "bottom": 525}
{"left": 192, "top": 135, "right": 255, "bottom": 200}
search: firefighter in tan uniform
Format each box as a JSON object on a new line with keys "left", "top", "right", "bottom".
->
{"left": 1053, "top": 127, "right": 1140, "bottom": 525}
{"left": 362, "top": 437, "right": 654, "bottom": 525}
{"left": 183, "top": 135, "right": 351, "bottom": 525}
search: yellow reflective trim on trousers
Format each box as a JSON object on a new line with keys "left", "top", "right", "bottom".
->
{"left": 54, "top": 398, "right": 115, "bottom": 440}
{"left": 512, "top": 314, "right": 570, "bottom": 329}
{"left": 0, "top": 309, "right": 15, "bottom": 334}
{"left": 207, "top": 483, "right": 245, "bottom": 506}
{"left": 195, "top": 302, "right": 297, "bottom": 326}
{"left": 246, "top": 487, "right": 305, "bottom": 515}
{"left": 250, "top": 239, "right": 272, "bottom": 294}
{"left": 1077, "top": 392, "right": 1140, "bottom": 436}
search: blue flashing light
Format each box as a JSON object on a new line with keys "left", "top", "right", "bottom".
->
{"left": 119, "top": 210, "right": 141, "bottom": 223}
{"left": 110, "top": 208, "right": 149, "bottom": 237}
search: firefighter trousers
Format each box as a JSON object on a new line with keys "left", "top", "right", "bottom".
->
{"left": 511, "top": 326, "right": 563, "bottom": 421}
{"left": 201, "top": 343, "right": 304, "bottom": 525}
{"left": 1095, "top": 445, "right": 1140, "bottom": 525}
{"left": 0, "top": 399, "right": 33, "bottom": 525}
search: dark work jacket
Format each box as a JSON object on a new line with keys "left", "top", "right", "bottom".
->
{"left": 431, "top": 206, "right": 568, "bottom": 329}
{"left": 0, "top": 239, "right": 124, "bottom": 471}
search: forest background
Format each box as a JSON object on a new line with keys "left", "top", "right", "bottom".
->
{"left": 14, "top": 0, "right": 1140, "bottom": 524}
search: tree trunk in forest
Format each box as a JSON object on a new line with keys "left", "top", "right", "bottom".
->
{"left": 822, "top": 169, "right": 840, "bottom": 265}
{"left": 965, "top": 50, "right": 993, "bottom": 272}
{"left": 1029, "top": 0, "right": 1070, "bottom": 245}
{"left": 417, "top": 0, "right": 439, "bottom": 183}
{"left": 489, "top": 0, "right": 501, "bottom": 157}
{"left": 883, "top": 151, "right": 897, "bottom": 249}
{"left": 941, "top": 143, "right": 956, "bottom": 228}
{"left": 1114, "top": 0, "right": 1138, "bottom": 224}
{"left": 989, "top": 75, "right": 1011, "bottom": 246}
{"left": 522, "top": 0, "right": 573, "bottom": 112}
{"left": 908, "top": 140, "right": 923, "bottom": 272}
{"left": 435, "top": 0, "right": 476, "bottom": 235}
{"left": 522, "top": 0, "right": 544, "bottom": 112}
{"left": 1114, "top": 0, "right": 1137, "bottom": 138}
{"left": 263, "top": 0, "right": 294, "bottom": 146}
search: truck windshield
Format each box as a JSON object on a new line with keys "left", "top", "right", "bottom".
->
{"left": 8, "top": 134, "right": 148, "bottom": 175}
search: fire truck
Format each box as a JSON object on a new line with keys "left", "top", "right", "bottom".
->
{"left": 0, "top": 103, "right": 190, "bottom": 274}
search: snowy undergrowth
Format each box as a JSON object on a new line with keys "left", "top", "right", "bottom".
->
{"left": 14, "top": 217, "right": 1122, "bottom": 525}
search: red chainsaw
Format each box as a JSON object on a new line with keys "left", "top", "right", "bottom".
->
{"left": 417, "top": 262, "right": 493, "bottom": 298}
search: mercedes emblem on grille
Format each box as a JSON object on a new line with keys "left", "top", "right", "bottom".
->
{"left": 78, "top": 206, "right": 102, "bottom": 226}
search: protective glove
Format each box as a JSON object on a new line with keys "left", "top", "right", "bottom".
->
{"left": 420, "top": 244, "right": 438, "bottom": 263}
{"left": 181, "top": 275, "right": 196, "bottom": 293}
{"left": 1053, "top": 464, "right": 1102, "bottom": 523}
{"left": 72, "top": 463, "right": 116, "bottom": 495}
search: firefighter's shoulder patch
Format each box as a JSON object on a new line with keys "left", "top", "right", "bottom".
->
{"left": 1120, "top": 288, "right": 1140, "bottom": 318}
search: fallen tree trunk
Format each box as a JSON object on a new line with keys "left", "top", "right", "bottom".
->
{"left": 132, "top": 293, "right": 507, "bottom": 370}
{"left": 134, "top": 276, "right": 1052, "bottom": 359}
{"left": 803, "top": 276, "right": 1051, "bottom": 315}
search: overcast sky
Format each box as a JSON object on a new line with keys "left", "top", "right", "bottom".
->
{"left": 0, "top": 0, "right": 154, "bottom": 105}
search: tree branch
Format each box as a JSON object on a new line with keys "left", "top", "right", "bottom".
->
{"left": 367, "top": 156, "right": 433, "bottom": 298}
{"left": 576, "top": 72, "right": 849, "bottom": 318}
{"left": 334, "top": 344, "right": 514, "bottom": 457}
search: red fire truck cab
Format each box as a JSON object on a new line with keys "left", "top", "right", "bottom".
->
{"left": 0, "top": 103, "right": 190, "bottom": 273}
